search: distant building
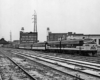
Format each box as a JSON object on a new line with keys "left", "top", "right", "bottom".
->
{"left": 47, "top": 32, "right": 100, "bottom": 46}
{"left": 13, "top": 40, "right": 20, "bottom": 44}
{"left": 47, "top": 32, "right": 68, "bottom": 41}
{"left": 0, "top": 38, "right": 9, "bottom": 44}
{"left": 20, "top": 31, "right": 38, "bottom": 44}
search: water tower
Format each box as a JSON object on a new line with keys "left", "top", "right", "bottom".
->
{"left": 47, "top": 27, "right": 50, "bottom": 41}
{"left": 21, "top": 27, "right": 24, "bottom": 32}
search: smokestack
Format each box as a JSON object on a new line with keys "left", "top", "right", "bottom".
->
{"left": 34, "top": 10, "right": 37, "bottom": 32}
{"left": 10, "top": 31, "right": 12, "bottom": 42}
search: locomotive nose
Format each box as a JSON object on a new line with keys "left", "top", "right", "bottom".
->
{"left": 91, "top": 45, "right": 96, "bottom": 49}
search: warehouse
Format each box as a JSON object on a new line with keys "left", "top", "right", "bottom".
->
{"left": 47, "top": 32, "right": 100, "bottom": 46}
{"left": 20, "top": 31, "right": 38, "bottom": 44}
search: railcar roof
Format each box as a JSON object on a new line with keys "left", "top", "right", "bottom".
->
{"left": 83, "top": 39, "right": 96, "bottom": 44}
{"left": 47, "top": 41, "right": 60, "bottom": 43}
{"left": 33, "top": 42, "right": 45, "bottom": 44}
{"left": 61, "top": 39, "right": 81, "bottom": 44}
{"left": 47, "top": 39, "right": 95, "bottom": 44}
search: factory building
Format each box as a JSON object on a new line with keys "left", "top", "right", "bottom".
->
{"left": 20, "top": 30, "right": 38, "bottom": 44}
{"left": 20, "top": 31, "right": 38, "bottom": 44}
{"left": 47, "top": 31, "right": 100, "bottom": 46}
{"left": 47, "top": 32, "right": 68, "bottom": 41}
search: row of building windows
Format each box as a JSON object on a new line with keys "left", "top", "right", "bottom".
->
{"left": 21, "top": 41, "right": 34, "bottom": 42}
{"left": 20, "top": 38, "right": 37, "bottom": 40}
{"left": 21, "top": 36, "right": 37, "bottom": 38}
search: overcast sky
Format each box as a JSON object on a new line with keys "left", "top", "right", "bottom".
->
{"left": 0, "top": 0, "right": 100, "bottom": 41}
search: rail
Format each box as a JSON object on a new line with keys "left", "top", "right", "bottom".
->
{"left": 4, "top": 55, "right": 36, "bottom": 80}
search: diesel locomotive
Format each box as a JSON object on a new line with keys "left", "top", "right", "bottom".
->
{"left": 17, "top": 39, "right": 97, "bottom": 56}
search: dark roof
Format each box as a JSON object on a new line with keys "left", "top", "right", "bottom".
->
{"left": 20, "top": 31, "right": 37, "bottom": 34}
{"left": 0, "top": 38, "right": 9, "bottom": 44}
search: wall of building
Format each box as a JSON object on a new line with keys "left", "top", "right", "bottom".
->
{"left": 20, "top": 31, "right": 38, "bottom": 44}
{"left": 48, "top": 32, "right": 67, "bottom": 41}
{"left": 47, "top": 32, "right": 100, "bottom": 46}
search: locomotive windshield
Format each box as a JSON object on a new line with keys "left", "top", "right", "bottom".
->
{"left": 84, "top": 40, "right": 96, "bottom": 44}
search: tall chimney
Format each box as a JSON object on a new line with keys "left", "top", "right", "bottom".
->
{"left": 10, "top": 31, "right": 12, "bottom": 42}
{"left": 34, "top": 10, "right": 37, "bottom": 32}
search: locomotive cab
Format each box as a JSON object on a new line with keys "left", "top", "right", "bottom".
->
{"left": 81, "top": 39, "right": 97, "bottom": 56}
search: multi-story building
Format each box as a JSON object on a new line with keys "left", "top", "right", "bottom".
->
{"left": 13, "top": 40, "right": 20, "bottom": 44}
{"left": 47, "top": 32, "right": 67, "bottom": 41}
{"left": 20, "top": 31, "right": 38, "bottom": 44}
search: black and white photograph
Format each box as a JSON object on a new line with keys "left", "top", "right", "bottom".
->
{"left": 0, "top": 0, "right": 100, "bottom": 80}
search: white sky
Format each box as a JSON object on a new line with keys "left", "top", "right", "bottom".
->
{"left": 0, "top": 0, "right": 100, "bottom": 41}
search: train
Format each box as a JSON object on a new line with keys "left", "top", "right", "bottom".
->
{"left": 14, "top": 38, "right": 97, "bottom": 56}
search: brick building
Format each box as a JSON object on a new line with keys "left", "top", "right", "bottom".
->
{"left": 47, "top": 32, "right": 67, "bottom": 41}
{"left": 47, "top": 32, "right": 100, "bottom": 46}
{"left": 20, "top": 31, "right": 38, "bottom": 44}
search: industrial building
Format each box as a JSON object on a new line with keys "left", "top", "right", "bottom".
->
{"left": 47, "top": 30, "right": 100, "bottom": 46}
{"left": 20, "top": 10, "right": 38, "bottom": 44}
{"left": 20, "top": 31, "right": 38, "bottom": 44}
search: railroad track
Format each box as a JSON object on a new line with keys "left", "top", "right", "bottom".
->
{"left": 17, "top": 54, "right": 85, "bottom": 80}
{"left": 11, "top": 50, "right": 100, "bottom": 78}
{"left": 13, "top": 50, "right": 100, "bottom": 69}
{"left": 31, "top": 53, "right": 100, "bottom": 68}
{"left": 1, "top": 48, "right": 85, "bottom": 80}
{"left": 1, "top": 49, "right": 80, "bottom": 80}
{"left": 3, "top": 48, "right": 100, "bottom": 80}
{"left": 31, "top": 51, "right": 100, "bottom": 63}
{"left": 11, "top": 49, "right": 100, "bottom": 63}
{"left": 7, "top": 57, "right": 36, "bottom": 80}
{"left": 0, "top": 52, "right": 37, "bottom": 80}
{"left": 13, "top": 52, "right": 100, "bottom": 80}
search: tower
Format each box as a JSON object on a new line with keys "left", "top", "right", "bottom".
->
{"left": 34, "top": 10, "right": 37, "bottom": 32}
{"left": 47, "top": 27, "right": 50, "bottom": 36}
{"left": 10, "top": 31, "right": 12, "bottom": 42}
{"left": 47, "top": 27, "right": 50, "bottom": 41}
{"left": 21, "top": 27, "right": 24, "bottom": 32}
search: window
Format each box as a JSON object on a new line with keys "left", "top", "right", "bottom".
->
{"left": 99, "top": 39, "right": 100, "bottom": 45}
{"left": 94, "top": 39, "right": 96, "bottom": 42}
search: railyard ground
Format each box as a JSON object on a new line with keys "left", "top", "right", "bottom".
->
{"left": 1, "top": 47, "right": 100, "bottom": 64}
{"left": 30, "top": 47, "right": 100, "bottom": 64}
{"left": 0, "top": 47, "right": 100, "bottom": 80}
{"left": 0, "top": 48, "right": 78, "bottom": 80}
